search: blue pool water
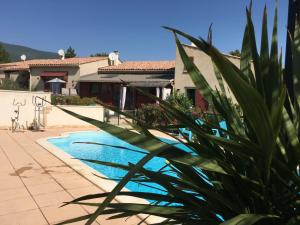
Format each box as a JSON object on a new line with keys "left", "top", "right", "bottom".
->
{"left": 48, "top": 131, "right": 189, "bottom": 194}
{"left": 48, "top": 131, "right": 225, "bottom": 221}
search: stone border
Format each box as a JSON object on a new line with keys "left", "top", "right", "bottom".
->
{"left": 37, "top": 130, "right": 163, "bottom": 224}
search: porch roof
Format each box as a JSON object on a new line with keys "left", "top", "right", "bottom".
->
{"left": 79, "top": 73, "right": 173, "bottom": 87}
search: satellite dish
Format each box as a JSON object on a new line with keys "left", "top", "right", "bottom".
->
{"left": 20, "top": 54, "right": 26, "bottom": 61}
{"left": 58, "top": 49, "right": 65, "bottom": 59}
{"left": 108, "top": 52, "right": 117, "bottom": 61}
{"left": 108, "top": 52, "right": 119, "bottom": 65}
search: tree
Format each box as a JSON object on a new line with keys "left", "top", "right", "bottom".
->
{"left": 90, "top": 52, "right": 108, "bottom": 57}
{"left": 64, "top": 46, "right": 76, "bottom": 58}
{"left": 229, "top": 49, "right": 241, "bottom": 57}
{"left": 0, "top": 44, "right": 10, "bottom": 63}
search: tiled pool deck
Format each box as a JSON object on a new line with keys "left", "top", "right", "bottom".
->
{"left": 0, "top": 128, "right": 145, "bottom": 225}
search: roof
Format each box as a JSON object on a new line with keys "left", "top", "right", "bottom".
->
{"left": 79, "top": 73, "right": 174, "bottom": 87}
{"left": 182, "top": 44, "right": 241, "bottom": 60}
{"left": 98, "top": 61, "right": 175, "bottom": 74}
{"left": 0, "top": 57, "right": 107, "bottom": 71}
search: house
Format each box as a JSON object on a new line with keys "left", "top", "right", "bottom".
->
{"left": 0, "top": 57, "right": 110, "bottom": 92}
{"left": 79, "top": 61, "right": 175, "bottom": 110}
{"left": 174, "top": 44, "right": 240, "bottom": 110}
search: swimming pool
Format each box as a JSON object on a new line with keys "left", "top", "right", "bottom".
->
{"left": 48, "top": 130, "right": 188, "bottom": 195}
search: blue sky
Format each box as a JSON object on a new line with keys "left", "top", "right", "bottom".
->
{"left": 1, "top": 0, "right": 288, "bottom": 61}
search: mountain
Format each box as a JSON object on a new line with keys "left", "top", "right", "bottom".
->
{"left": 0, "top": 42, "right": 59, "bottom": 62}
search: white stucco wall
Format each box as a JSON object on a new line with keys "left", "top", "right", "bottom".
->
{"left": 0, "top": 90, "right": 104, "bottom": 129}
{"left": 174, "top": 44, "right": 240, "bottom": 100}
{"left": 44, "top": 105, "right": 104, "bottom": 127}
{"left": 0, "top": 90, "right": 51, "bottom": 128}
{"left": 79, "top": 59, "right": 109, "bottom": 76}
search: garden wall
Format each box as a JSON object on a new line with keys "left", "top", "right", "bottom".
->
{"left": 0, "top": 90, "right": 104, "bottom": 129}
{"left": 0, "top": 90, "right": 51, "bottom": 129}
{"left": 44, "top": 105, "right": 104, "bottom": 127}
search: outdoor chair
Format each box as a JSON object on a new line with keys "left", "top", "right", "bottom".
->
{"left": 179, "top": 119, "right": 203, "bottom": 141}
{"left": 212, "top": 120, "right": 228, "bottom": 137}
{"left": 179, "top": 119, "right": 228, "bottom": 141}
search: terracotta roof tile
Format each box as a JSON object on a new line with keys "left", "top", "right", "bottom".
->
{"left": 98, "top": 61, "right": 175, "bottom": 73}
{"left": 0, "top": 57, "right": 107, "bottom": 71}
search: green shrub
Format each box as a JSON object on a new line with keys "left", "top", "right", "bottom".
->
{"left": 165, "top": 90, "right": 193, "bottom": 115}
{"left": 0, "top": 78, "right": 25, "bottom": 90}
{"left": 51, "top": 95, "right": 97, "bottom": 105}
{"left": 136, "top": 104, "right": 168, "bottom": 127}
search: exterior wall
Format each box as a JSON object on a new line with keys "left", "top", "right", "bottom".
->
{"left": 44, "top": 105, "right": 104, "bottom": 127}
{"left": 30, "top": 66, "right": 79, "bottom": 91}
{"left": 174, "top": 45, "right": 240, "bottom": 101}
{"left": 195, "top": 90, "right": 208, "bottom": 110}
{"left": 79, "top": 60, "right": 109, "bottom": 77}
{"left": 29, "top": 59, "right": 109, "bottom": 92}
{"left": 0, "top": 90, "right": 51, "bottom": 128}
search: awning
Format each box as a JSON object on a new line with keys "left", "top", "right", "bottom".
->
{"left": 127, "top": 81, "right": 171, "bottom": 87}
{"left": 79, "top": 73, "right": 173, "bottom": 87}
{"left": 40, "top": 71, "right": 68, "bottom": 77}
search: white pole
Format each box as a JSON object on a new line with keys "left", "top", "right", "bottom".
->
{"left": 120, "top": 86, "right": 127, "bottom": 110}
{"left": 156, "top": 87, "right": 160, "bottom": 104}
{"left": 162, "top": 88, "right": 171, "bottom": 100}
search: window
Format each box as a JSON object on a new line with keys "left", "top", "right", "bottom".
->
{"left": 186, "top": 88, "right": 195, "bottom": 106}
{"left": 183, "top": 57, "right": 194, "bottom": 73}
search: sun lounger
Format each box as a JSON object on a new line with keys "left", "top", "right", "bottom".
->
{"left": 180, "top": 119, "right": 227, "bottom": 141}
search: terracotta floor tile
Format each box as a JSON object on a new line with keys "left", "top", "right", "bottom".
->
{"left": 0, "top": 187, "right": 30, "bottom": 202}
{"left": 0, "top": 209, "right": 48, "bottom": 225}
{"left": 34, "top": 190, "right": 73, "bottom": 208}
{"left": 0, "top": 129, "right": 144, "bottom": 224}
{"left": 56, "top": 178, "right": 93, "bottom": 190}
{"left": 50, "top": 171, "right": 80, "bottom": 180}
{"left": 0, "top": 196, "right": 38, "bottom": 216}
{"left": 0, "top": 162, "right": 14, "bottom": 173}
{"left": 28, "top": 182, "right": 64, "bottom": 196}
{"left": 68, "top": 186, "right": 102, "bottom": 199}
{"left": 22, "top": 175, "right": 54, "bottom": 187}
{"left": 95, "top": 213, "right": 145, "bottom": 225}
{"left": 41, "top": 204, "right": 87, "bottom": 224}
{"left": 0, "top": 176, "right": 24, "bottom": 191}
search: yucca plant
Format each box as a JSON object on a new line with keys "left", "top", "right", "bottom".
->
{"left": 56, "top": 2, "right": 300, "bottom": 225}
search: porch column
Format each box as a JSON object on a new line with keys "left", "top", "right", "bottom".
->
{"left": 162, "top": 88, "right": 171, "bottom": 100}
{"left": 119, "top": 86, "right": 127, "bottom": 110}
{"left": 156, "top": 87, "right": 160, "bottom": 104}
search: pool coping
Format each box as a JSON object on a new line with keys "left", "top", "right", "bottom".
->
{"left": 37, "top": 130, "right": 164, "bottom": 224}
